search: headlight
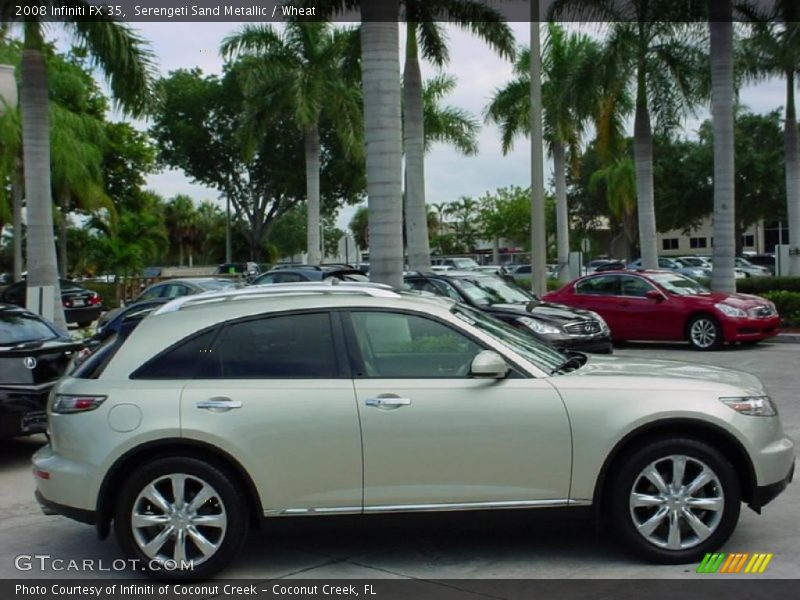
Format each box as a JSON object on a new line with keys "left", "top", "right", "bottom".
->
{"left": 517, "top": 317, "right": 560, "bottom": 335}
{"left": 720, "top": 396, "right": 777, "bottom": 417}
{"left": 715, "top": 303, "right": 746, "bottom": 317}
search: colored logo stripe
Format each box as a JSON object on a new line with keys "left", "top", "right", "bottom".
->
{"left": 698, "top": 553, "right": 773, "bottom": 574}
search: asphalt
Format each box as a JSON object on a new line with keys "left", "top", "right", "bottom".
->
{"left": 0, "top": 341, "right": 797, "bottom": 580}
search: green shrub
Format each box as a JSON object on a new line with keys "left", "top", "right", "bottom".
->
{"left": 737, "top": 277, "right": 800, "bottom": 294}
{"left": 760, "top": 291, "right": 800, "bottom": 328}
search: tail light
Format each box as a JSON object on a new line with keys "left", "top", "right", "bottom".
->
{"left": 88, "top": 293, "right": 101, "bottom": 306}
{"left": 62, "top": 299, "right": 72, "bottom": 308}
{"left": 51, "top": 394, "right": 106, "bottom": 414}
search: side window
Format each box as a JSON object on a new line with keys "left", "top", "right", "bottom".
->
{"left": 430, "top": 280, "right": 462, "bottom": 301}
{"left": 406, "top": 278, "right": 443, "bottom": 296}
{"left": 209, "top": 312, "right": 338, "bottom": 378}
{"left": 350, "top": 312, "right": 483, "bottom": 378}
{"left": 575, "top": 275, "right": 620, "bottom": 296}
{"left": 132, "top": 329, "right": 218, "bottom": 379}
{"left": 164, "top": 284, "right": 190, "bottom": 299}
{"left": 275, "top": 272, "right": 306, "bottom": 283}
{"left": 256, "top": 274, "right": 278, "bottom": 284}
{"left": 620, "top": 276, "right": 656, "bottom": 298}
{"left": 137, "top": 285, "right": 164, "bottom": 301}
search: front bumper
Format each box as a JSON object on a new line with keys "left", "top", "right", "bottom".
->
{"left": 751, "top": 460, "right": 794, "bottom": 509}
{"left": 550, "top": 335, "right": 614, "bottom": 354}
{"left": 721, "top": 315, "right": 780, "bottom": 343}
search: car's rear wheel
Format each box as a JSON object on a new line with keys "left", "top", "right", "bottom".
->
{"left": 687, "top": 315, "right": 723, "bottom": 350}
{"left": 114, "top": 457, "right": 247, "bottom": 579}
{"left": 609, "top": 438, "right": 740, "bottom": 563}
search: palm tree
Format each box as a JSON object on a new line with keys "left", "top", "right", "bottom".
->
{"left": 165, "top": 195, "right": 197, "bottom": 267}
{"left": 589, "top": 157, "right": 638, "bottom": 260}
{"left": 740, "top": 2, "right": 800, "bottom": 276}
{"left": 2, "top": 6, "right": 154, "bottom": 329}
{"left": 551, "top": 2, "right": 704, "bottom": 270}
{"left": 486, "top": 25, "right": 600, "bottom": 283}
{"left": 402, "top": 0, "right": 514, "bottom": 271}
{"left": 709, "top": 1, "right": 736, "bottom": 292}
{"left": 221, "top": 22, "right": 361, "bottom": 266}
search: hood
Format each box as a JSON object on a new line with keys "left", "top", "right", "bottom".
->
{"left": 485, "top": 301, "right": 599, "bottom": 325}
{"left": 568, "top": 354, "right": 764, "bottom": 395}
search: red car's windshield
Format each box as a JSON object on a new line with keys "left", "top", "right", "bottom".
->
{"left": 648, "top": 273, "right": 710, "bottom": 296}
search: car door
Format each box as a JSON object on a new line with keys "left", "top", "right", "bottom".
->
{"left": 618, "top": 275, "right": 674, "bottom": 339}
{"left": 344, "top": 309, "right": 572, "bottom": 510}
{"left": 179, "top": 311, "right": 363, "bottom": 515}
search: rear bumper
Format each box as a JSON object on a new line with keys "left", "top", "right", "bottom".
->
{"left": 0, "top": 386, "right": 51, "bottom": 437}
{"left": 35, "top": 489, "right": 95, "bottom": 524}
{"left": 64, "top": 305, "right": 102, "bottom": 325}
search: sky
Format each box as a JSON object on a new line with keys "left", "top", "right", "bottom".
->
{"left": 60, "top": 21, "right": 788, "bottom": 232}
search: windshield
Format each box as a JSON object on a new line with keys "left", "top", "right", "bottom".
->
{"left": 678, "top": 257, "right": 705, "bottom": 267}
{"left": 456, "top": 277, "right": 535, "bottom": 306}
{"left": 0, "top": 313, "right": 59, "bottom": 345}
{"left": 649, "top": 272, "right": 709, "bottom": 296}
{"left": 452, "top": 258, "right": 479, "bottom": 269}
{"left": 451, "top": 304, "right": 564, "bottom": 373}
{"left": 198, "top": 280, "right": 236, "bottom": 291}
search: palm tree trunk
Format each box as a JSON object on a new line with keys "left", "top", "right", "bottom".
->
{"left": 633, "top": 64, "right": 658, "bottom": 270}
{"left": 12, "top": 169, "right": 23, "bottom": 282}
{"left": 784, "top": 69, "right": 800, "bottom": 276}
{"left": 709, "top": 10, "right": 736, "bottom": 293}
{"left": 58, "top": 192, "right": 68, "bottom": 278}
{"left": 21, "top": 40, "right": 66, "bottom": 330}
{"left": 305, "top": 123, "right": 322, "bottom": 265}
{"left": 529, "top": 15, "right": 548, "bottom": 295}
{"left": 553, "top": 140, "right": 570, "bottom": 283}
{"left": 403, "top": 23, "right": 431, "bottom": 272}
{"left": 361, "top": 1, "right": 404, "bottom": 288}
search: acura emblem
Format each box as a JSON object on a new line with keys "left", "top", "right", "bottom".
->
{"left": 23, "top": 356, "right": 37, "bottom": 370}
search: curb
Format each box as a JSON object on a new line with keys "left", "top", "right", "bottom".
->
{"left": 771, "top": 333, "right": 800, "bottom": 344}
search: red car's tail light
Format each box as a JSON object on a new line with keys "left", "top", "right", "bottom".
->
{"left": 52, "top": 394, "right": 106, "bottom": 414}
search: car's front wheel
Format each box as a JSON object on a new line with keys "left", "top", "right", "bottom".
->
{"left": 687, "top": 315, "right": 723, "bottom": 350}
{"left": 114, "top": 457, "right": 248, "bottom": 579}
{"left": 609, "top": 437, "right": 740, "bottom": 563}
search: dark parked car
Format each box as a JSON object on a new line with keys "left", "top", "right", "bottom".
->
{"left": 216, "top": 262, "right": 261, "bottom": 281}
{"left": 0, "top": 305, "right": 82, "bottom": 438}
{"left": 404, "top": 271, "right": 612, "bottom": 353}
{"left": 97, "top": 278, "right": 236, "bottom": 332}
{"left": 253, "top": 265, "right": 369, "bottom": 284}
{"left": 0, "top": 279, "right": 102, "bottom": 327}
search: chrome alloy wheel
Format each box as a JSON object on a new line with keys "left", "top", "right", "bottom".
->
{"left": 629, "top": 455, "right": 724, "bottom": 550}
{"left": 690, "top": 318, "right": 718, "bottom": 349}
{"left": 131, "top": 473, "right": 227, "bottom": 566}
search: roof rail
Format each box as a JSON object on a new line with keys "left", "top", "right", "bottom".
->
{"left": 153, "top": 280, "right": 399, "bottom": 315}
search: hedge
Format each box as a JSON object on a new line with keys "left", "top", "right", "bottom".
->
{"left": 760, "top": 291, "right": 800, "bottom": 328}
{"left": 736, "top": 277, "right": 800, "bottom": 294}
{"left": 79, "top": 282, "right": 120, "bottom": 310}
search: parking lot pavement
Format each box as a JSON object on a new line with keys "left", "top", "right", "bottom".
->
{"left": 0, "top": 342, "right": 796, "bottom": 580}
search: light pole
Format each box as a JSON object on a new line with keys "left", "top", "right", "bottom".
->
{"left": 0, "top": 65, "right": 21, "bottom": 282}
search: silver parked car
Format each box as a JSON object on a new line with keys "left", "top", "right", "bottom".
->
{"left": 33, "top": 283, "right": 794, "bottom": 579}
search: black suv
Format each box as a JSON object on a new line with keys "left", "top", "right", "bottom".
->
{"left": 404, "top": 271, "right": 612, "bottom": 353}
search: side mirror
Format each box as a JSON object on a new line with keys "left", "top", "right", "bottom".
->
{"left": 645, "top": 290, "right": 665, "bottom": 302}
{"left": 470, "top": 350, "right": 509, "bottom": 379}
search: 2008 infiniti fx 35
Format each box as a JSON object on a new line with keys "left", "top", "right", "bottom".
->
{"left": 33, "top": 283, "right": 794, "bottom": 579}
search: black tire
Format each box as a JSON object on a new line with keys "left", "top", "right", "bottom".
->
{"left": 687, "top": 314, "right": 724, "bottom": 350}
{"left": 608, "top": 437, "right": 740, "bottom": 564}
{"left": 114, "top": 457, "right": 248, "bottom": 580}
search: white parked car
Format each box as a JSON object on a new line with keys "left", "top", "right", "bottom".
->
{"left": 33, "top": 283, "right": 794, "bottom": 578}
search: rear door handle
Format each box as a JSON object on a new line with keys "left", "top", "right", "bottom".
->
{"left": 196, "top": 397, "right": 242, "bottom": 411}
{"left": 365, "top": 397, "right": 412, "bottom": 408}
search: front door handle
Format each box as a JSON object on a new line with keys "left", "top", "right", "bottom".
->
{"left": 196, "top": 397, "right": 242, "bottom": 411}
{"left": 365, "top": 397, "right": 412, "bottom": 408}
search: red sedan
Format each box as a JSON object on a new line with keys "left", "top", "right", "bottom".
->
{"left": 543, "top": 270, "right": 780, "bottom": 350}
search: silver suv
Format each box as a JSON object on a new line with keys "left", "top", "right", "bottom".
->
{"left": 33, "top": 283, "right": 794, "bottom": 579}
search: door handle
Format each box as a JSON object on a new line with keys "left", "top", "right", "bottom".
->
{"left": 196, "top": 397, "right": 242, "bottom": 411}
{"left": 365, "top": 397, "right": 412, "bottom": 408}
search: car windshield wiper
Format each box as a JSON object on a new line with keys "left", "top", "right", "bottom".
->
{"left": 550, "top": 353, "right": 586, "bottom": 375}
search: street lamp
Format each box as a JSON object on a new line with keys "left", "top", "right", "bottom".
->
{"left": 0, "top": 65, "right": 22, "bottom": 283}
